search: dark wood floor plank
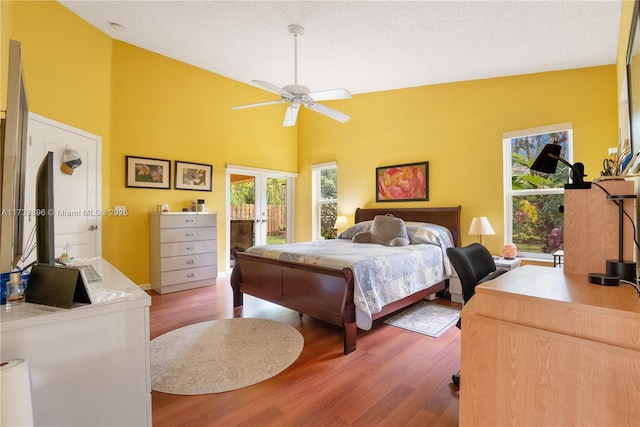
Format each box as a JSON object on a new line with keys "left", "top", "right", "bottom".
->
{"left": 150, "top": 277, "right": 460, "bottom": 426}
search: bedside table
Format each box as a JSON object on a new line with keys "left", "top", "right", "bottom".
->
{"left": 494, "top": 257, "right": 521, "bottom": 271}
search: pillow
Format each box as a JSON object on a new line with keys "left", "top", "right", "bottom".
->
{"left": 352, "top": 214, "right": 409, "bottom": 246}
{"left": 405, "top": 222, "right": 454, "bottom": 248}
{"left": 337, "top": 221, "right": 372, "bottom": 239}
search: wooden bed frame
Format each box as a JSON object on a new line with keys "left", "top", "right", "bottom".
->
{"left": 230, "top": 206, "right": 462, "bottom": 354}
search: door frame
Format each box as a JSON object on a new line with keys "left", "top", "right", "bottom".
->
{"left": 27, "top": 112, "right": 102, "bottom": 260}
{"left": 225, "top": 164, "right": 297, "bottom": 273}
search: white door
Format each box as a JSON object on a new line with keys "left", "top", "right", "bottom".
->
{"left": 226, "top": 164, "right": 296, "bottom": 272}
{"left": 22, "top": 113, "right": 101, "bottom": 265}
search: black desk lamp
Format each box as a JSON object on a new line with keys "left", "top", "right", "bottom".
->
{"left": 530, "top": 142, "right": 592, "bottom": 189}
{"left": 530, "top": 142, "right": 636, "bottom": 286}
{"left": 606, "top": 194, "right": 637, "bottom": 283}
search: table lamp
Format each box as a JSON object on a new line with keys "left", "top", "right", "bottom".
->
{"left": 468, "top": 217, "right": 495, "bottom": 246}
{"left": 333, "top": 216, "right": 348, "bottom": 232}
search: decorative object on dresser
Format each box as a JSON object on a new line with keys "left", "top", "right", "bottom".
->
{"left": 150, "top": 318, "right": 303, "bottom": 394}
{"left": 231, "top": 206, "right": 461, "bottom": 354}
{"left": 149, "top": 212, "right": 217, "bottom": 294}
{"left": 174, "top": 160, "right": 213, "bottom": 191}
{"left": 125, "top": 155, "right": 171, "bottom": 189}
{"left": 501, "top": 243, "right": 517, "bottom": 259}
{"left": 467, "top": 216, "right": 494, "bottom": 245}
{"left": 376, "top": 161, "right": 429, "bottom": 202}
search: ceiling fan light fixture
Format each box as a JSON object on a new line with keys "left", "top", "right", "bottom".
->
{"left": 232, "top": 24, "right": 351, "bottom": 126}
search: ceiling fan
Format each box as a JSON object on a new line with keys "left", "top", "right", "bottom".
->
{"left": 232, "top": 24, "right": 351, "bottom": 127}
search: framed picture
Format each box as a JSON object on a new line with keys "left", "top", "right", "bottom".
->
{"left": 174, "top": 160, "right": 213, "bottom": 191}
{"left": 376, "top": 161, "right": 429, "bottom": 202}
{"left": 125, "top": 155, "right": 171, "bottom": 189}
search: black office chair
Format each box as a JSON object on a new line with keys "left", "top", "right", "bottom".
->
{"left": 446, "top": 243, "right": 508, "bottom": 387}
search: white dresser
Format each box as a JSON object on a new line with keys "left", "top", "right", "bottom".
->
{"left": 1, "top": 259, "right": 152, "bottom": 426}
{"left": 149, "top": 212, "right": 217, "bottom": 294}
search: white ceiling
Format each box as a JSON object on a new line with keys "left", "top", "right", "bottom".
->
{"left": 58, "top": 0, "right": 623, "bottom": 95}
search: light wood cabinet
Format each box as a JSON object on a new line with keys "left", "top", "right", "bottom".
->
{"left": 563, "top": 179, "right": 636, "bottom": 276}
{"left": 459, "top": 265, "right": 640, "bottom": 426}
{"left": 149, "top": 212, "right": 217, "bottom": 294}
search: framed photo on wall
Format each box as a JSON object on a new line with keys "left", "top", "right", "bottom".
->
{"left": 376, "top": 161, "right": 429, "bottom": 202}
{"left": 125, "top": 155, "right": 171, "bottom": 189}
{"left": 174, "top": 161, "right": 213, "bottom": 191}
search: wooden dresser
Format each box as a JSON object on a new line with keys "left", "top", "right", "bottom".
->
{"left": 149, "top": 212, "right": 217, "bottom": 294}
{"left": 460, "top": 265, "right": 640, "bottom": 426}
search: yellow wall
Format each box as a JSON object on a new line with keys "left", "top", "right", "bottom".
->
{"left": 1, "top": 0, "right": 623, "bottom": 282}
{"left": 297, "top": 66, "right": 617, "bottom": 256}
{"left": 109, "top": 41, "right": 297, "bottom": 282}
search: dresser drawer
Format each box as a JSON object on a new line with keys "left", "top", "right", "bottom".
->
{"left": 160, "top": 227, "right": 215, "bottom": 243}
{"left": 160, "top": 240, "right": 216, "bottom": 257}
{"left": 161, "top": 265, "right": 217, "bottom": 286}
{"left": 159, "top": 214, "right": 216, "bottom": 229}
{"left": 160, "top": 253, "right": 215, "bottom": 272}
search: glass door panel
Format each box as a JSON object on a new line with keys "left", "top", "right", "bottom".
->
{"left": 229, "top": 174, "right": 256, "bottom": 261}
{"left": 266, "top": 177, "right": 288, "bottom": 244}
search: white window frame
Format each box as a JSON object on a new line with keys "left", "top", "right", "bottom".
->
{"left": 311, "top": 161, "right": 337, "bottom": 240}
{"left": 503, "top": 123, "right": 573, "bottom": 260}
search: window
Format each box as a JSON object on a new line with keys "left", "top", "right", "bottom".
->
{"left": 503, "top": 123, "right": 573, "bottom": 259}
{"left": 312, "top": 162, "right": 337, "bottom": 240}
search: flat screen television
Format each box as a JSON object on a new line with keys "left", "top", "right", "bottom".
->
{"left": 0, "top": 39, "right": 29, "bottom": 272}
{"left": 36, "top": 152, "right": 55, "bottom": 266}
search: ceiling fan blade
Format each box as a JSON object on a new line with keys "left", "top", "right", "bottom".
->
{"left": 283, "top": 102, "right": 300, "bottom": 127}
{"left": 307, "top": 88, "right": 352, "bottom": 101}
{"left": 252, "top": 80, "right": 292, "bottom": 97}
{"left": 305, "top": 102, "right": 350, "bottom": 123}
{"left": 231, "top": 99, "right": 286, "bottom": 110}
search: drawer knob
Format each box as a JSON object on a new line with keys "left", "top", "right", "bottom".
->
{"left": 186, "top": 232, "right": 194, "bottom": 237}
{"left": 186, "top": 219, "right": 194, "bottom": 223}
{"left": 187, "top": 259, "right": 195, "bottom": 264}
{"left": 187, "top": 273, "right": 195, "bottom": 278}
{"left": 186, "top": 245, "right": 195, "bottom": 250}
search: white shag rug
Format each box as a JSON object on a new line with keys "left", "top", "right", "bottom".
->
{"left": 151, "top": 318, "right": 304, "bottom": 394}
{"left": 384, "top": 301, "right": 460, "bottom": 337}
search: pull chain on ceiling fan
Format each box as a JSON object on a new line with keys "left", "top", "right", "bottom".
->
{"left": 232, "top": 24, "right": 351, "bottom": 127}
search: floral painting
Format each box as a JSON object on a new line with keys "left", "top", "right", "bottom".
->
{"left": 175, "top": 161, "right": 212, "bottom": 191}
{"left": 376, "top": 161, "right": 429, "bottom": 202}
{"left": 126, "top": 156, "right": 171, "bottom": 189}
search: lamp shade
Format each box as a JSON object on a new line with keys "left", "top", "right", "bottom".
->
{"left": 333, "top": 216, "right": 348, "bottom": 229}
{"left": 530, "top": 143, "right": 562, "bottom": 174}
{"left": 468, "top": 217, "right": 495, "bottom": 245}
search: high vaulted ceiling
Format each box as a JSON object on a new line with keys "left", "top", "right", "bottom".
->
{"left": 58, "top": 1, "right": 623, "bottom": 95}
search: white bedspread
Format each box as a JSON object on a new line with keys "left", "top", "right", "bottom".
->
{"left": 246, "top": 239, "right": 451, "bottom": 330}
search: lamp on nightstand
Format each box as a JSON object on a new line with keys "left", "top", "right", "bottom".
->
{"left": 333, "top": 216, "right": 348, "bottom": 233}
{"left": 468, "top": 217, "right": 495, "bottom": 246}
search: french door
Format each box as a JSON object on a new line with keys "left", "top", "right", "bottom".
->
{"left": 226, "top": 165, "right": 296, "bottom": 272}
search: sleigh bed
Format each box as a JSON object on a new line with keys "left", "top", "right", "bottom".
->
{"left": 230, "top": 206, "right": 461, "bottom": 354}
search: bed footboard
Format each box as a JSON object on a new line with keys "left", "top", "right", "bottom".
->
{"left": 231, "top": 251, "right": 357, "bottom": 354}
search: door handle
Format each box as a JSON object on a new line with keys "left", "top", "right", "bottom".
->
{"left": 88, "top": 225, "right": 98, "bottom": 231}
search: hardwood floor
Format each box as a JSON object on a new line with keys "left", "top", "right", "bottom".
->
{"left": 149, "top": 276, "right": 462, "bottom": 427}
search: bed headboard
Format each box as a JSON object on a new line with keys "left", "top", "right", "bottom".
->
{"left": 354, "top": 206, "right": 462, "bottom": 247}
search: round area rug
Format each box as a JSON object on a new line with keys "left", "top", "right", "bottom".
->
{"left": 150, "top": 318, "right": 304, "bottom": 394}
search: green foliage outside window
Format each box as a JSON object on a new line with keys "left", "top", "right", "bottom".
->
{"left": 320, "top": 168, "right": 338, "bottom": 239}
{"left": 510, "top": 132, "right": 569, "bottom": 254}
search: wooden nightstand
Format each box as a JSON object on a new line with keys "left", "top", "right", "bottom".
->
{"left": 494, "top": 257, "right": 521, "bottom": 271}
